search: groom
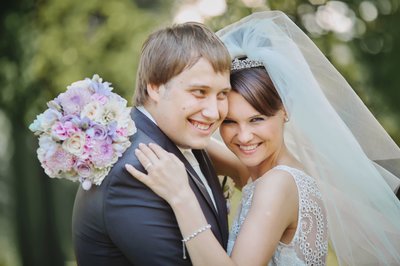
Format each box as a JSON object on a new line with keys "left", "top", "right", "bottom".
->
{"left": 72, "top": 22, "right": 231, "bottom": 265}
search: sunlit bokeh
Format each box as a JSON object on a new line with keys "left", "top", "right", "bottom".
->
{"left": 308, "top": 0, "right": 327, "bottom": 5}
{"left": 359, "top": 1, "right": 378, "bottom": 22}
{"left": 241, "top": 0, "right": 266, "bottom": 8}
{"left": 301, "top": 12, "right": 325, "bottom": 36}
{"left": 174, "top": 4, "right": 204, "bottom": 23}
{"left": 316, "top": 1, "right": 354, "bottom": 34}
{"left": 174, "top": 0, "right": 227, "bottom": 23}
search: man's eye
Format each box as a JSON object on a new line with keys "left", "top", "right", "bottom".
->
{"left": 222, "top": 119, "right": 235, "bottom": 124}
{"left": 192, "top": 89, "right": 206, "bottom": 96}
{"left": 217, "top": 91, "right": 229, "bottom": 100}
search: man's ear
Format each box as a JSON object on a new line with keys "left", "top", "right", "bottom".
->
{"left": 146, "top": 83, "right": 162, "bottom": 103}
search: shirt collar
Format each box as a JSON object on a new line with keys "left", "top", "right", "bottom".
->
{"left": 136, "top": 106, "right": 157, "bottom": 125}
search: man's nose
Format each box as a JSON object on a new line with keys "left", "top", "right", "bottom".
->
{"left": 202, "top": 96, "right": 220, "bottom": 120}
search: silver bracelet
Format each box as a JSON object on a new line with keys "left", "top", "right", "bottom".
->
{"left": 181, "top": 224, "right": 211, "bottom": 259}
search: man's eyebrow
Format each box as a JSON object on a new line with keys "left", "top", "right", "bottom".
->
{"left": 187, "top": 84, "right": 231, "bottom": 91}
{"left": 187, "top": 83, "right": 210, "bottom": 88}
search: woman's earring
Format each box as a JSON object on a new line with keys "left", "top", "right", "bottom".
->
{"left": 284, "top": 117, "right": 289, "bottom": 122}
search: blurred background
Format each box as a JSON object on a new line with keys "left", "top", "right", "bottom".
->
{"left": 0, "top": 0, "right": 399, "bottom": 265}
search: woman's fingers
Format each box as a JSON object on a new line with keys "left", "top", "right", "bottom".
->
{"left": 134, "top": 148, "right": 154, "bottom": 171}
{"left": 127, "top": 143, "right": 191, "bottom": 204}
{"left": 148, "top": 143, "right": 170, "bottom": 160}
{"left": 148, "top": 143, "right": 183, "bottom": 167}
{"left": 136, "top": 143, "right": 176, "bottom": 172}
{"left": 125, "top": 164, "right": 149, "bottom": 185}
{"left": 138, "top": 143, "right": 159, "bottom": 162}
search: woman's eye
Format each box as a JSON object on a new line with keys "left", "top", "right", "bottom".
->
{"left": 250, "top": 117, "right": 265, "bottom": 123}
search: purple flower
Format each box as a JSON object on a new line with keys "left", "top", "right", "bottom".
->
{"left": 57, "top": 86, "right": 92, "bottom": 115}
{"left": 94, "top": 82, "right": 113, "bottom": 96}
{"left": 107, "top": 121, "right": 118, "bottom": 140}
{"left": 88, "top": 74, "right": 112, "bottom": 96}
{"left": 91, "top": 93, "right": 108, "bottom": 105}
{"left": 60, "top": 114, "right": 80, "bottom": 124}
{"left": 86, "top": 123, "right": 108, "bottom": 140}
{"left": 79, "top": 117, "right": 91, "bottom": 130}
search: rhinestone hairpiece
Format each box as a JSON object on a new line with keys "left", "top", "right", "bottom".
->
{"left": 231, "top": 57, "right": 264, "bottom": 71}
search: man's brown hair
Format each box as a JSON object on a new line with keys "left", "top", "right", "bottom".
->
{"left": 133, "top": 22, "right": 231, "bottom": 106}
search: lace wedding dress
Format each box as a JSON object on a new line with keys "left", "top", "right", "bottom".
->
{"left": 227, "top": 165, "right": 328, "bottom": 265}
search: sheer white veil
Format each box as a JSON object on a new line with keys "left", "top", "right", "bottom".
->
{"left": 217, "top": 11, "right": 400, "bottom": 265}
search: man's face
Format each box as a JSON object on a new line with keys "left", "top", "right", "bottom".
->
{"left": 150, "top": 57, "right": 231, "bottom": 149}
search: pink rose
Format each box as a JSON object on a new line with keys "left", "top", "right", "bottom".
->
{"left": 75, "top": 160, "right": 93, "bottom": 178}
{"left": 43, "top": 146, "right": 75, "bottom": 177}
{"left": 91, "top": 138, "right": 114, "bottom": 167}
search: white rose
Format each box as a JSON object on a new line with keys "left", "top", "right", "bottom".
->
{"left": 81, "top": 101, "right": 101, "bottom": 121}
{"left": 62, "top": 132, "right": 86, "bottom": 156}
{"left": 125, "top": 119, "right": 137, "bottom": 136}
{"left": 98, "top": 100, "right": 122, "bottom": 125}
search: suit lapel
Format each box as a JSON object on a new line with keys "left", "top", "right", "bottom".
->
{"left": 132, "top": 108, "right": 222, "bottom": 225}
{"left": 193, "top": 149, "right": 229, "bottom": 248}
{"left": 170, "top": 150, "right": 218, "bottom": 216}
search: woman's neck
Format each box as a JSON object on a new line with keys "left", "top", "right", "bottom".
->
{"left": 249, "top": 144, "right": 298, "bottom": 180}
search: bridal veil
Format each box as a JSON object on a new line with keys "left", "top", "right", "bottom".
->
{"left": 217, "top": 11, "right": 400, "bottom": 265}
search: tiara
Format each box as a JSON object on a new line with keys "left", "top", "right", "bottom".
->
{"left": 231, "top": 57, "right": 264, "bottom": 71}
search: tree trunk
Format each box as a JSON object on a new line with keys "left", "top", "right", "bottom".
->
{"left": 12, "top": 114, "right": 64, "bottom": 266}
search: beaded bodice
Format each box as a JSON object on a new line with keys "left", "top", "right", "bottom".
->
{"left": 227, "top": 165, "right": 328, "bottom": 265}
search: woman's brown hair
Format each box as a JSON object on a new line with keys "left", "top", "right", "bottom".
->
{"left": 230, "top": 66, "right": 283, "bottom": 116}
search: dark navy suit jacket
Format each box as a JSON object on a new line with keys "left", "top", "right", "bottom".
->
{"left": 72, "top": 107, "right": 229, "bottom": 265}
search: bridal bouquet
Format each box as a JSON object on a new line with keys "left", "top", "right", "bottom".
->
{"left": 29, "top": 74, "right": 136, "bottom": 190}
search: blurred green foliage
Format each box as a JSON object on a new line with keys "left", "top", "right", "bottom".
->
{"left": 0, "top": 0, "right": 399, "bottom": 265}
{"left": 0, "top": 1, "right": 173, "bottom": 265}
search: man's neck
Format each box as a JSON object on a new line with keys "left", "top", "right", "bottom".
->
{"left": 137, "top": 105, "right": 191, "bottom": 151}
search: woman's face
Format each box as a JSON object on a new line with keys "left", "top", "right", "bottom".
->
{"left": 219, "top": 91, "right": 286, "bottom": 170}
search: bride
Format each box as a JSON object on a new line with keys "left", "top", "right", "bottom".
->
{"left": 125, "top": 11, "right": 400, "bottom": 265}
